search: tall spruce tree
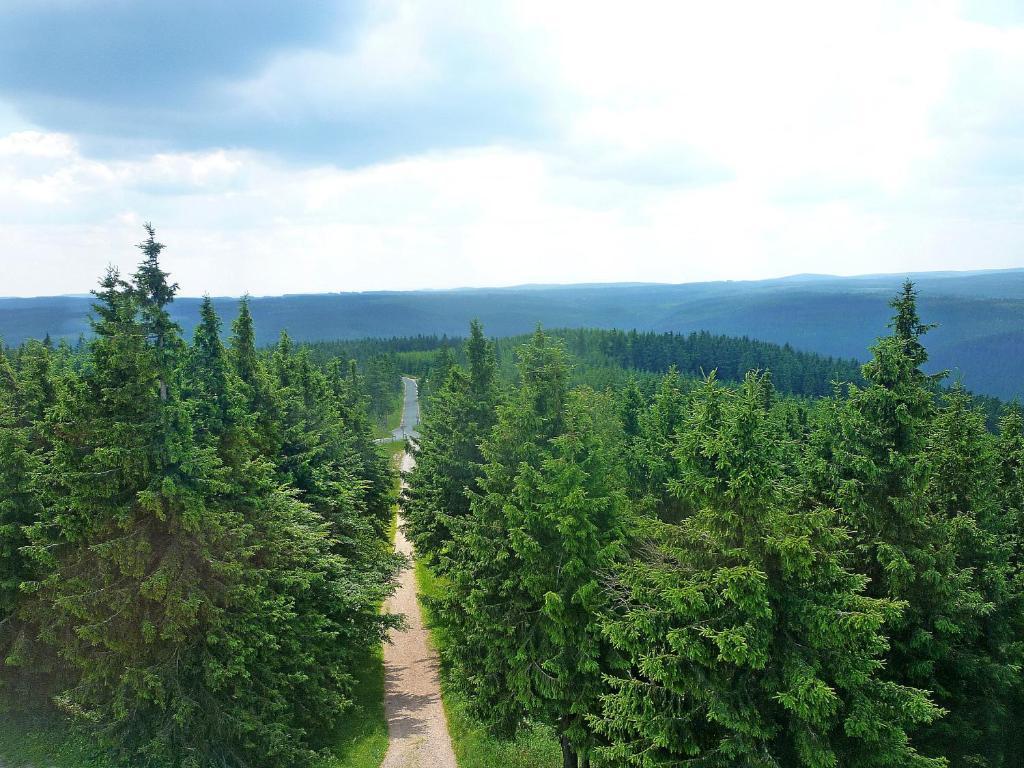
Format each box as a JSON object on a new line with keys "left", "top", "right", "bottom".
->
{"left": 918, "top": 386, "right": 1020, "bottom": 766}
{"left": 995, "top": 403, "right": 1024, "bottom": 762}
{"left": 0, "top": 340, "right": 56, "bottom": 689}
{"left": 437, "top": 329, "right": 628, "bottom": 768}
{"left": 21, "top": 263, "right": 252, "bottom": 763}
{"left": 228, "top": 295, "right": 282, "bottom": 460}
{"left": 13, "top": 228, "right": 399, "bottom": 767}
{"left": 626, "top": 367, "right": 688, "bottom": 522}
{"left": 806, "top": 283, "right": 993, "bottom": 766}
{"left": 598, "top": 372, "right": 942, "bottom": 768}
{"left": 404, "top": 320, "right": 500, "bottom": 566}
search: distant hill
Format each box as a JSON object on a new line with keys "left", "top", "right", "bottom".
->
{"left": 2, "top": 269, "right": 1022, "bottom": 399}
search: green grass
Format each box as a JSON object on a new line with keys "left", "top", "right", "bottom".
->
{"left": 381, "top": 438, "right": 407, "bottom": 464}
{"left": 413, "top": 560, "right": 562, "bottom": 768}
{"left": 317, "top": 647, "right": 389, "bottom": 768}
{"left": 373, "top": 396, "right": 405, "bottom": 440}
{"left": 0, "top": 702, "right": 114, "bottom": 768}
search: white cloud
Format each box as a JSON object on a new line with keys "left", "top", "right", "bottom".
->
{"left": 1, "top": 0, "right": 1023, "bottom": 295}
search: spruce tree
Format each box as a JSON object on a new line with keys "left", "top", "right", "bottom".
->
{"left": 404, "top": 321, "right": 500, "bottom": 566}
{"left": 228, "top": 295, "right": 282, "bottom": 460}
{"left": 15, "top": 229, "right": 400, "bottom": 766}
{"left": 131, "top": 223, "right": 181, "bottom": 402}
{"left": 995, "top": 403, "right": 1024, "bottom": 762}
{"left": 0, "top": 347, "right": 41, "bottom": 620}
{"left": 598, "top": 372, "right": 942, "bottom": 768}
{"left": 806, "top": 284, "right": 992, "bottom": 766}
{"left": 626, "top": 367, "right": 687, "bottom": 522}
{"left": 22, "top": 263, "right": 250, "bottom": 763}
{"left": 185, "top": 297, "right": 232, "bottom": 442}
{"left": 438, "top": 329, "right": 627, "bottom": 767}
{"left": 919, "top": 386, "right": 1020, "bottom": 766}
{"left": 0, "top": 342, "right": 54, "bottom": 684}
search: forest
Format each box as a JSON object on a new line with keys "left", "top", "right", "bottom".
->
{"left": 4, "top": 270, "right": 1024, "bottom": 401}
{"left": 0, "top": 228, "right": 402, "bottom": 767}
{"left": 1, "top": 229, "right": 1022, "bottom": 768}
{"left": 404, "top": 291, "right": 1024, "bottom": 767}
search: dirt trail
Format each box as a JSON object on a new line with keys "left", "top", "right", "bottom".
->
{"left": 381, "top": 442, "right": 457, "bottom": 767}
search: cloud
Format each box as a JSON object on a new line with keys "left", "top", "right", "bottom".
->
{"left": 0, "top": 0, "right": 548, "bottom": 164}
{"left": 1, "top": 125, "right": 1022, "bottom": 298}
{"left": 0, "top": 0, "right": 347, "bottom": 102}
{"left": 0, "top": 1, "right": 1022, "bottom": 295}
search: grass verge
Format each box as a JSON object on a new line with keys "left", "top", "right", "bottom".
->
{"left": 413, "top": 559, "right": 562, "bottom": 768}
{"left": 316, "top": 647, "right": 389, "bottom": 768}
{"left": 373, "top": 396, "right": 405, "bottom": 440}
{"left": 0, "top": 703, "right": 113, "bottom": 768}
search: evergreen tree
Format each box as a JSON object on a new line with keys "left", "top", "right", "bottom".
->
{"left": 0, "top": 344, "right": 50, "bottom": 615}
{"left": 0, "top": 341, "right": 54, "bottom": 681}
{"left": 806, "top": 284, "right": 991, "bottom": 766}
{"left": 228, "top": 295, "right": 281, "bottom": 460}
{"left": 327, "top": 357, "right": 395, "bottom": 532}
{"left": 437, "top": 330, "right": 628, "bottom": 767}
{"left": 598, "top": 372, "right": 942, "bottom": 768}
{"left": 185, "top": 297, "right": 232, "bottom": 442}
{"left": 13, "top": 228, "right": 400, "bottom": 766}
{"left": 626, "top": 367, "right": 688, "bottom": 522}
{"left": 995, "top": 403, "right": 1024, "bottom": 762}
{"left": 22, "top": 263, "right": 252, "bottom": 762}
{"left": 131, "top": 223, "right": 181, "bottom": 402}
{"left": 404, "top": 321, "right": 500, "bottom": 566}
{"left": 423, "top": 343, "right": 455, "bottom": 402}
{"left": 918, "top": 386, "right": 1020, "bottom": 766}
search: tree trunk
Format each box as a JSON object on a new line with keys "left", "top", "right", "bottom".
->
{"left": 580, "top": 754, "right": 590, "bottom": 768}
{"left": 561, "top": 735, "right": 578, "bottom": 768}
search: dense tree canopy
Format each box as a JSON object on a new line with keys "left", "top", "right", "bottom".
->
{"left": 3, "top": 231, "right": 1021, "bottom": 768}
{"left": 407, "top": 285, "right": 1024, "bottom": 768}
{"left": 0, "top": 228, "right": 401, "bottom": 768}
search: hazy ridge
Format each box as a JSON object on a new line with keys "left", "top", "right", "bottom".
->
{"left": 2, "top": 268, "right": 1022, "bottom": 399}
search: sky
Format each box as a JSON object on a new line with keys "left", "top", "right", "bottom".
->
{"left": 0, "top": 0, "right": 1022, "bottom": 297}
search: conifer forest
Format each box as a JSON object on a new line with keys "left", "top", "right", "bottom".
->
{"left": 1, "top": 228, "right": 1022, "bottom": 768}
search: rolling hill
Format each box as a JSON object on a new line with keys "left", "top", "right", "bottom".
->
{"left": 2, "top": 268, "right": 1022, "bottom": 399}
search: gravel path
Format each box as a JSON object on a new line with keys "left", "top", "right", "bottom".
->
{"left": 381, "top": 437, "right": 457, "bottom": 767}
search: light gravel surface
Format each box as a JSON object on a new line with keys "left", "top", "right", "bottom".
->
{"left": 380, "top": 443, "right": 457, "bottom": 767}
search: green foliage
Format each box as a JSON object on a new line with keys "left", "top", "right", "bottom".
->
{"left": 805, "top": 285, "right": 1020, "bottom": 767}
{"left": 414, "top": 557, "right": 562, "bottom": 768}
{"left": 434, "top": 329, "right": 629, "bottom": 766}
{"left": 599, "top": 372, "right": 941, "bottom": 768}
{"left": 406, "top": 282, "right": 1024, "bottom": 768}
{"left": 917, "top": 386, "right": 1021, "bottom": 765}
{"left": 0, "top": 227, "right": 400, "bottom": 768}
{"left": 403, "top": 320, "right": 500, "bottom": 565}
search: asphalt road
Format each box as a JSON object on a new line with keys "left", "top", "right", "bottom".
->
{"left": 387, "top": 376, "right": 420, "bottom": 443}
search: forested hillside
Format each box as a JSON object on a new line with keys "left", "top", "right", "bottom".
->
{"left": 3, "top": 228, "right": 1022, "bottom": 768}
{"left": 312, "top": 327, "right": 1004, "bottom": 428}
{"left": 0, "top": 228, "right": 401, "bottom": 767}
{"left": 3, "top": 269, "right": 1023, "bottom": 398}
{"left": 405, "top": 284, "right": 1024, "bottom": 768}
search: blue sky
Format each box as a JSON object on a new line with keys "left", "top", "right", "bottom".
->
{"left": 0, "top": 0, "right": 1022, "bottom": 296}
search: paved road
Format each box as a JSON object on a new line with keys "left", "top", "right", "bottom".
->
{"left": 377, "top": 377, "right": 420, "bottom": 445}
{"left": 381, "top": 385, "right": 456, "bottom": 768}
